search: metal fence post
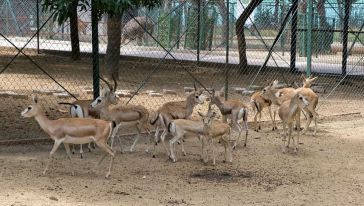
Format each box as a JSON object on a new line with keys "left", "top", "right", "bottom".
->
{"left": 197, "top": 0, "right": 201, "bottom": 63}
{"left": 225, "top": 0, "right": 229, "bottom": 101}
{"left": 306, "top": 0, "right": 313, "bottom": 77}
{"left": 91, "top": 0, "right": 99, "bottom": 99}
{"left": 290, "top": 0, "right": 298, "bottom": 73}
{"left": 342, "top": 0, "right": 350, "bottom": 76}
{"left": 36, "top": 0, "right": 40, "bottom": 54}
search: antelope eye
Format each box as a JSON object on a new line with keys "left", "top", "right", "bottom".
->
{"left": 97, "top": 99, "right": 102, "bottom": 103}
{"left": 299, "top": 97, "right": 303, "bottom": 100}
{"left": 195, "top": 96, "right": 199, "bottom": 98}
{"left": 28, "top": 107, "right": 31, "bottom": 110}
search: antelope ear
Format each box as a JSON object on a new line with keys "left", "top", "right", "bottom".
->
{"left": 198, "top": 112, "right": 203, "bottom": 117}
{"left": 32, "top": 95, "right": 38, "bottom": 104}
{"left": 300, "top": 74, "right": 306, "bottom": 81}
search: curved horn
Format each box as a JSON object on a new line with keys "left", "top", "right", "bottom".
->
{"left": 99, "top": 77, "right": 113, "bottom": 91}
{"left": 112, "top": 75, "right": 118, "bottom": 92}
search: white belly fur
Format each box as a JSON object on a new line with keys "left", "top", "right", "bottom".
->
{"left": 63, "top": 136, "right": 94, "bottom": 144}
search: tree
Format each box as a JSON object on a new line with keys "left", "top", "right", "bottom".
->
{"left": 235, "top": 0, "right": 263, "bottom": 71}
{"left": 42, "top": 0, "right": 89, "bottom": 60}
{"left": 215, "top": 0, "right": 228, "bottom": 46}
{"left": 93, "top": 0, "right": 162, "bottom": 80}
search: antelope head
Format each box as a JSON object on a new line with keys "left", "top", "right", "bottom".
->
{"left": 301, "top": 74, "right": 318, "bottom": 88}
{"left": 21, "top": 95, "right": 41, "bottom": 118}
{"left": 90, "top": 76, "right": 119, "bottom": 110}
{"left": 198, "top": 104, "right": 217, "bottom": 132}
{"left": 191, "top": 82, "right": 205, "bottom": 105}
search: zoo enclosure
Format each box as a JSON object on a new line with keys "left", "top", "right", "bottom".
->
{"left": 0, "top": 0, "right": 363, "bottom": 142}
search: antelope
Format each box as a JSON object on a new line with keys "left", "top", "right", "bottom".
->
{"left": 58, "top": 77, "right": 117, "bottom": 158}
{"left": 278, "top": 92, "right": 310, "bottom": 153}
{"left": 209, "top": 89, "right": 248, "bottom": 149}
{"left": 167, "top": 105, "right": 232, "bottom": 165}
{"left": 149, "top": 84, "right": 205, "bottom": 157}
{"left": 21, "top": 95, "right": 116, "bottom": 178}
{"left": 296, "top": 75, "right": 319, "bottom": 135}
{"left": 78, "top": 18, "right": 88, "bottom": 35}
{"left": 198, "top": 108, "right": 233, "bottom": 165}
{"left": 250, "top": 91, "right": 274, "bottom": 132}
{"left": 89, "top": 80, "right": 151, "bottom": 153}
{"left": 261, "top": 80, "right": 299, "bottom": 131}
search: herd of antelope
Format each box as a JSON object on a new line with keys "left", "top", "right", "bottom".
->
{"left": 20, "top": 74, "right": 319, "bottom": 178}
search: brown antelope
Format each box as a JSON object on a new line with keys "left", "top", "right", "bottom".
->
{"left": 167, "top": 105, "right": 232, "bottom": 165}
{"left": 89, "top": 80, "right": 151, "bottom": 153}
{"left": 278, "top": 92, "right": 310, "bottom": 153}
{"left": 250, "top": 91, "right": 274, "bottom": 132}
{"left": 21, "top": 95, "right": 116, "bottom": 178}
{"left": 209, "top": 89, "right": 248, "bottom": 149}
{"left": 59, "top": 77, "right": 117, "bottom": 158}
{"left": 150, "top": 84, "right": 205, "bottom": 157}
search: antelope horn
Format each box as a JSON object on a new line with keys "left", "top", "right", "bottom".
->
{"left": 99, "top": 77, "right": 113, "bottom": 91}
{"left": 193, "top": 82, "right": 197, "bottom": 91}
{"left": 112, "top": 75, "right": 118, "bottom": 92}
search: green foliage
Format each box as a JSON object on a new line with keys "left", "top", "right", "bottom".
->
{"left": 41, "top": 0, "right": 89, "bottom": 25}
{"left": 41, "top": 0, "right": 162, "bottom": 24}
{"left": 254, "top": 7, "right": 275, "bottom": 29}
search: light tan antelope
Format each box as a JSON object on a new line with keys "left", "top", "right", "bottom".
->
{"left": 261, "top": 80, "right": 300, "bottom": 131}
{"left": 58, "top": 77, "right": 117, "bottom": 157}
{"left": 278, "top": 92, "right": 310, "bottom": 153}
{"left": 149, "top": 84, "right": 205, "bottom": 157}
{"left": 198, "top": 109, "right": 232, "bottom": 165}
{"left": 209, "top": 89, "right": 248, "bottom": 149}
{"left": 167, "top": 106, "right": 232, "bottom": 165}
{"left": 21, "top": 95, "right": 116, "bottom": 178}
{"left": 89, "top": 82, "right": 151, "bottom": 153}
{"left": 250, "top": 91, "right": 274, "bottom": 132}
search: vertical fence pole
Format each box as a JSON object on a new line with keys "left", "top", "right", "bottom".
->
{"left": 91, "top": 0, "right": 99, "bottom": 99}
{"left": 197, "top": 0, "right": 201, "bottom": 63}
{"left": 342, "top": 0, "right": 350, "bottom": 76}
{"left": 36, "top": 0, "right": 40, "bottom": 54}
{"left": 224, "top": 0, "right": 229, "bottom": 100}
{"left": 290, "top": 0, "right": 298, "bottom": 73}
{"left": 306, "top": 0, "right": 313, "bottom": 77}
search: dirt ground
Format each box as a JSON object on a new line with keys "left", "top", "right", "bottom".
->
{"left": 1, "top": 52, "right": 364, "bottom": 205}
{"left": 1, "top": 113, "right": 364, "bottom": 206}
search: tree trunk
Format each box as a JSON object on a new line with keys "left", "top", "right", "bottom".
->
{"left": 274, "top": 0, "right": 279, "bottom": 25}
{"left": 317, "top": 0, "right": 327, "bottom": 26}
{"left": 69, "top": 0, "right": 80, "bottom": 60}
{"left": 105, "top": 13, "right": 122, "bottom": 80}
{"left": 235, "top": 0, "right": 262, "bottom": 72}
{"left": 216, "top": 0, "right": 228, "bottom": 46}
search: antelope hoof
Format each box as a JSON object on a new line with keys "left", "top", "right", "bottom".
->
{"left": 72, "top": 151, "right": 75, "bottom": 155}
{"left": 80, "top": 154, "right": 83, "bottom": 159}
{"left": 259, "top": 126, "right": 261, "bottom": 130}
{"left": 71, "top": 171, "right": 75, "bottom": 176}
{"left": 42, "top": 170, "right": 47, "bottom": 176}
{"left": 105, "top": 172, "right": 111, "bottom": 179}
{"left": 282, "top": 147, "right": 288, "bottom": 154}
{"left": 152, "top": 155, "right": 156, "bottom": 158}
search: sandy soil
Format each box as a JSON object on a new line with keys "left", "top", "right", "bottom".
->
{"left": 1, "top": 52, "right": 364, "bottom": 205}
{"left": 1, "top": 114, "right": 364, "bottom": 206}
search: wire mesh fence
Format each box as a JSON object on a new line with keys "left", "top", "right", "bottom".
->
{"left": 0, "top": 0, "right": 364, "bottom": 142}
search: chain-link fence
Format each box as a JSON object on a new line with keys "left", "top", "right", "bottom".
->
{"left": 0, "top": 0, "right": 363, "bottom": 142}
